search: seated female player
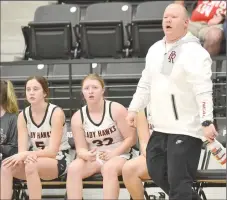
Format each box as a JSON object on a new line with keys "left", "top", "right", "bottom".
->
{"left": 1, "top": 76, "right": 71, "bottom": 200}
{"left": 66, "top": 73, "right": 137, "bottom": 199}
{"left": 0, "top": 80, "right": 19, "bottom": 162}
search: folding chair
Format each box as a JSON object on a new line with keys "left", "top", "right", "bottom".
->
{"left": 77, "top": 2, "right": 132, "bottom": 58}
{"left": 22, "top": 4, "right": 80, "bottom": 59}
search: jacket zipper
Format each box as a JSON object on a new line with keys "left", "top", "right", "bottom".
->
{"left": 171, "top": 94, "right": 178, "bottom": 120}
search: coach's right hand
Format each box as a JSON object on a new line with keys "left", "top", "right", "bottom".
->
{"left": 126, "top": 111, "right": 137, "bottom": 127}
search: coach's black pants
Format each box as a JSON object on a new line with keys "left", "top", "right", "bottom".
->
{"left": 146, "top": 131, "right": 203, "bottom": 200}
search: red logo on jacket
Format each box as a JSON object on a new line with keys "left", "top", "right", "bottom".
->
{"left": 168, "top": 51, "right": 176, "bottom": 63}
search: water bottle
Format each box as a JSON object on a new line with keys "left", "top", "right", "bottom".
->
{"left": 203, "top": 137, "right": 226, "bottom": 165}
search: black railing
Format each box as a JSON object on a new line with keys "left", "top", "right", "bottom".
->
{"left": 1, "top": 56, "right": 226, "bottom": 66}
{"left": 1, "top": 57, "right": 226, "bottom": 120}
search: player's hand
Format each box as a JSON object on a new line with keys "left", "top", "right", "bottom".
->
{"left": 2, "top": 152, "right": 28, "bottom": 168}
{"left": 126, "top": 111, "right": 137, "bottom": 127}
{"left": 203, "top": 124, "right": 218, "bottom": 143}
{"left": 24, "top": 152, "right": 38, "bottom": 164}
{"left": 98, "top": 150, "right": 114, "bottom": 161}
{"left": 85, "top": 148, "right": 97, "bottom": 162}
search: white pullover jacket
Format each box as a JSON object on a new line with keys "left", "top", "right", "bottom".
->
{"left": 129, "top": 32, "right": 214, "bottom": 138}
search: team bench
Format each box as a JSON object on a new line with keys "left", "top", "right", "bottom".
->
{"left": 12, "top": 148, "right": 226, "bottom": 200}
{"left": 12, "top": 167, "right": 226, "bottom": 200}
{"left": 12, "top": 124, "right": 226, "bottom": 200}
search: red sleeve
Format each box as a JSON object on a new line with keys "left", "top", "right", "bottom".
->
{"left": 190, "top": 1, "right": 226, "bottom": 23}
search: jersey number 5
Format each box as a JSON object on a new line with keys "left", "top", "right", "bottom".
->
{"left": 35, "top": 141, "right": 45, "bottom": 149}
{"left": 92, "top": 137, "right": 113, "bottom": 147}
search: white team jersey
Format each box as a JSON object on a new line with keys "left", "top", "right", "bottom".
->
{"left": 81, "top": 100, "right": 129, "bottom": 153}
{"left": 23, "top": 103, "right": 70, "bottom": 151}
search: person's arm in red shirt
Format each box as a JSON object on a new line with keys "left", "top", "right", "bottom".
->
{"left": 208, "top": 14, "right": 226, "bottom": 26}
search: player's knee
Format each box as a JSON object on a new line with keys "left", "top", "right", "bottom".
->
{"left": 146, "top": 159, "right": 154, "bottom": 177}
{"left": 102, "top": 162, "right": 118, "bottom": 178}
{"left": 122, "top": 161, "right": 136, "bottom": 179}
{"left": 25, "top": 162, "right": 38, "bottom": 176}
{"left": 1, "top": 163, "right": 12, "bottom": 175}
{"left": 67, "top": 159, "right": 84, "bottom": 176}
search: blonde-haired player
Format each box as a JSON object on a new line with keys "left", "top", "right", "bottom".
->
{"left": 67, "top": 74, "right": 136, "bottom": 199}
{"left": 0, "top": 80, "right": 19, "bottom": 161}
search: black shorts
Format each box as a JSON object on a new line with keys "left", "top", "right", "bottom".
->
{"left": 56, "top": 149, "right": 71, "bottom": 177}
